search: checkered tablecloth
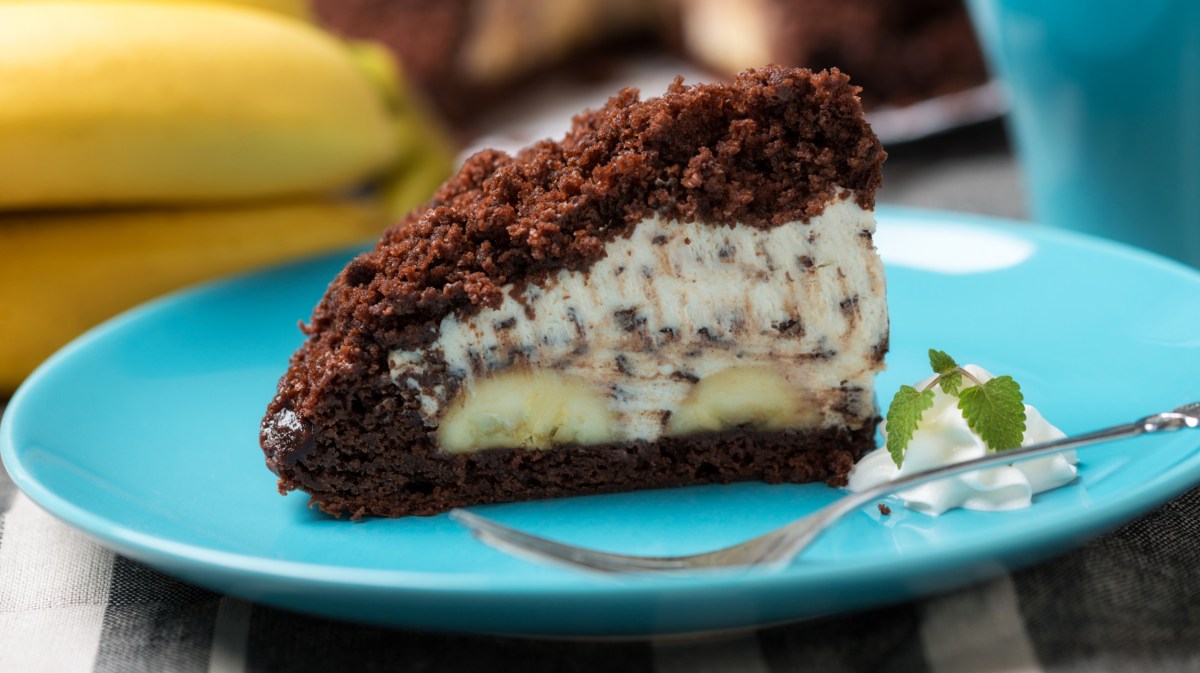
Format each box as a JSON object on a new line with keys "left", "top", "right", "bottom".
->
{"left": 4, "top": 460, "right": 1199, "bottom": 673}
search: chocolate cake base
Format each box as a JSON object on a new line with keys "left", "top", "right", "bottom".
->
{"left": 277, "top": 425, "right": 875, "bottom": 519}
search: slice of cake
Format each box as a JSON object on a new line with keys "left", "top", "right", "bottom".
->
{"left": 261, "top": 66, "right": 888, "bottom": 518}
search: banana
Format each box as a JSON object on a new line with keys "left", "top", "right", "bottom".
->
{"left": 435, "top": 364, "right": 828, "bottom": 452}
{"left": 0, "top": 199, "right": 390, "bottom": 393}
{"left": 379, "top": 133, "right": 456, "bottom": 219}
{"left": 439, "top": 371, "right": 617, "bottom": 453}
{"left": 345, "top": 40, "right": 457, "bottom": 219}
{"left": 0, "top": 2, "right": 395, "bottom": 210}
{"left": 6, "top": 0, "right": 313, "bottom": 21}
{"left": 667, "top": 366, "right": 821, "bottom": 435}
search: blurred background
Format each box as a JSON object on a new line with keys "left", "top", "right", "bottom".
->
{"left": 0, "top": 0, "right": 1020, "bottom": 396}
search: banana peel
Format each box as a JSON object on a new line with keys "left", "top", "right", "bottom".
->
{"left": 0, "top": 2, "right": 395, "bottom": 210}
{"left": 0, "top": 199, "right": 390, "bottom": 393}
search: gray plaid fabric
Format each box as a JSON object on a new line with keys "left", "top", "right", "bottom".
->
{"left": 4, "top": 458, "right": 1199, "bottom": 673}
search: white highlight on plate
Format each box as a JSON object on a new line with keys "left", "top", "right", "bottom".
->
{"left": 875, "top": 222, "right": 1036, "bottom": 274}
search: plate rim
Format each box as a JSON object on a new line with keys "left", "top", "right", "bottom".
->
{"left": 3, "top": 206, "right": 1200, "bottom": 614}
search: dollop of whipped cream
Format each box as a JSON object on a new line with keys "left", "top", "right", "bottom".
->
{"left": 847, "top": 365, "right": 1078, "bottom": 515}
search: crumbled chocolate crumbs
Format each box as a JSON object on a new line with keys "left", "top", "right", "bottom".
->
{"left": 306, "top": 67, "right": 882, "bottom": 356}
{"left": 670, "top": 370, "right": 701, "bottom": 384}
{"left": 773, "top": 318, "right": 803, "bottom": 336}
{"left": 613, "top": 308, "right": 645, "bottom": 332}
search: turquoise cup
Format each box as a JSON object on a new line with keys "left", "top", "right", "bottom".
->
{"left": 966, "top": 0, "right": 1200, "bottom": 267}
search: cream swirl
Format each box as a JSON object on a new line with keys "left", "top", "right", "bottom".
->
{"left": 847, "top": 365, "right": 1078, "bottom": 515}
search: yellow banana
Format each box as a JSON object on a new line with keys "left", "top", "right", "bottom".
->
{"left": 0, "top": 199, "right": 390, "bottom": 393}
{"left": 381, "top": 142, "right": 456, "bottom": 219}
{"left": 6, "top": 0, "right": 312, "bottom": 21}
{"left": 345, "top": 40, "right": 458, "bottom": 218}
{"left": 0, "top": 2, "right": 394, "bottom": 210}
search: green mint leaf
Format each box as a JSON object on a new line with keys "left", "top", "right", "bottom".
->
{"left": 885, "top": 385, "right": 936, "bottom": 467}
{"left": 928, "top": 349, "right": 958, "bottom": 375}
{"left": 957, "top": 376, "right": 1027, "bottom": 451}
{"left": 939, "top": 370, "right": 963, "bottom": 396}
{"left": 928, "top": 349, "right": 962, "bottom": 394}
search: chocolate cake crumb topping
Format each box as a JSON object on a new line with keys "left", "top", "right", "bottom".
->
{"left": 310, "top": 67, "right": 882, "bottom": 355}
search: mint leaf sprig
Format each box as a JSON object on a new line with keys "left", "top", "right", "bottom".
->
{"left": 885, "top": 349, "right": 1027, "bottom": 468}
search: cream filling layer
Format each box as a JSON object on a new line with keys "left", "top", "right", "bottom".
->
{"left": 389, "top": 194, "right": 888, "bottom": 451}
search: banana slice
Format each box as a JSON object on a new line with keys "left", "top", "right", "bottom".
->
{"left": 439, "top": 371, "right": 617, "bottom": 453}
{"left": 667, "top": 366, "right": 820, "bottom": 435}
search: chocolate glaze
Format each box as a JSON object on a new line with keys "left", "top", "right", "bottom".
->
{"left": 261, "top": 67, "right": 886, "bottom": 518}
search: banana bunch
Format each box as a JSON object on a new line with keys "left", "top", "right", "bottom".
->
{"left": 0, "top": 1, "right": 455, "bottom": 393}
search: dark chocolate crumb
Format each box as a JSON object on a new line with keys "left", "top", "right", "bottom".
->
{"left": 670, "top": 370, "right": 701, "bottom": 384}
{"left": 773, "top": 318, "right": 804, "bottom": 336}
{"left": 871, "top": 336, "right": 890, "bottom": 364}
{"left": 566, "top": 307, "right": 586, "bottom": 337}
{"left": 613, "top": 308, "right": 645, "bottom": 332}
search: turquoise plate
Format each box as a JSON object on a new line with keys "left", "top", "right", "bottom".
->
{"left": 4, "top": 207, "right": 1200, "bottom": 637}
